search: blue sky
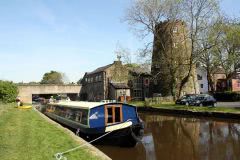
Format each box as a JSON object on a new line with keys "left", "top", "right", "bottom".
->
{"left": 0, "top": 0, "right": 239, "bottom": 83}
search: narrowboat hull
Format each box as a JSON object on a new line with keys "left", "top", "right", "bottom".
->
{"left": 45, "top": 112, "right": 144, "bottom": 147}
{"left": 83, "top": 123, "right": 144, "bottom": 147}
{"left": 45, "top": 101, "right": 144, "bottom": 147}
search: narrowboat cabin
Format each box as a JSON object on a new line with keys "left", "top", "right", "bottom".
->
{"left": 45, "top": 101, "right": 144, "bottom": 147}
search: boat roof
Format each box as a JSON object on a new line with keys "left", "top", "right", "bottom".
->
{"left": 49, "top": 101, "right": 107, "bottom": 109}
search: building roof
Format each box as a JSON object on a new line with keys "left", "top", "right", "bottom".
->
{"left": 49, "top": 101, "right": 107, "bottom": 109}
{"left": 212, "top": 67, "right": 226, "bottom": 74}
{"left": 86, "top": 63, "right": 113, "bottom": 75}
{"left": 110, "top": 82, "right": 130, "bottom": 89}
{"left": 128, "top": 66, "right": 151, "bottom": 76}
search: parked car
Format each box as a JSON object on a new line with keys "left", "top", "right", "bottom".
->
{"left": 175, "top": 94, "right": 197, "bottom": 105}
{"left": 189, "top": 94, "right": 217, "bottom": 107}
{"left": 32, "top": 96, "right": 39, "bottom": 102}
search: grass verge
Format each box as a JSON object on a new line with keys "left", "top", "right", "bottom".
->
{"left": 129, "top": 101, "right": 240, "bottom": 114}
{"left": 0, "top": 103, "right": 105, "bottom": 160}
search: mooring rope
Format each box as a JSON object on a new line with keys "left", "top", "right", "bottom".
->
{"left": 54, "top": 119, "right": 132, "bottom": 160}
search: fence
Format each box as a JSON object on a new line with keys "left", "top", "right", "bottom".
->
{"left": 145, "top": 96, "right": 174, "bottom": 106}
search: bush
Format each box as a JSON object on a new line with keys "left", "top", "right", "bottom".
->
{"left": 214, "top": 92, "right": 240, "bottom": 102}
{"left": 0, "top": 80, "right": 18, "bottom": 103}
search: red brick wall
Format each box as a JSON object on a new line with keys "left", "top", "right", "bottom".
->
{"left": 232, "top": 79, "right": 240, "bottom": 92}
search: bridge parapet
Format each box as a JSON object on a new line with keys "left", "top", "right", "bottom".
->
{"left": 17, "top": 84, "right": 82, "bottom": 103}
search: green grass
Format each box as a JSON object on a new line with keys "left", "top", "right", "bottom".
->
{"left": 151, "top": 104, "right": 240, "bottom": 113}
{"left": 129, "top": 101, "right": 145, "bottom": 107}
{"left": 129, "top": 101, "right": 240, "bottom": 113}
{"left": 0, "top": 103, "right": 102, "bottom": 160}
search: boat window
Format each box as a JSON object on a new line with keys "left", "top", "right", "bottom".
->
{"left": 55, "top": 106, "right": 66, "bottom": 117}
{"left": 81, "top": 110, "right": 88, "bottom": 125}
{"left": 107, "top": 107, "right": 113, "bottom": 123}
{"left": 73, "top": 109, "right": 88, "bottom": 125}
{"left": 50, "top": 106, "right": 55, "bottom": 111}
{"left": 115, "top": 107, "right": 121, "bottom": 123}
{"left": 51, "top": 106, "right": 88, "bottom": 125}
{"left": 65, "top": 109, "right": 72, "bottom": 119}
{"left": 105, "top": 105, "right": 122, "bottom": 125}
{"left": 47, "top": 105, "right": 51, "bottom": 112}
{"left": 75, "top": 112, "right": 82, "bottom": 122}
{"left": 47, "top": 105, "right": 56, "bottom": 112}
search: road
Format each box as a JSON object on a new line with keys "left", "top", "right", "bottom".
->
{"left": 217, "top": 102, "right": 240, "bottom": 108}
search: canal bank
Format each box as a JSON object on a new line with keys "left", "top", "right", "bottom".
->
{"left": 134, "top": 103, "right": 240, "bottom": 120}
{"left": 0, "top": 103, "right": 111, "bottom": 160}
{"left": 137, "top": 106, "right": 240, "bottom": 120}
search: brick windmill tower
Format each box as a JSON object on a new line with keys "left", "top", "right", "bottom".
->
{"left": 150, "top": 20, "right": 199, "bottom": 97}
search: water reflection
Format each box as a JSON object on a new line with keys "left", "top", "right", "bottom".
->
{"left": 97, "top": 112, "right": 240, "bottom": 160}
{"left": 142, "top": 133, "right": 156, "bottom": 160}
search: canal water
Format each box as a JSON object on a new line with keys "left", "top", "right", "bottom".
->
{"left": 96, "top": 112, "right": 240, "bottom": 160}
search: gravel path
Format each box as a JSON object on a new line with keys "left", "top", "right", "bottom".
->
{"left": 217, "top": 102, "right": 240, "bottom": 108}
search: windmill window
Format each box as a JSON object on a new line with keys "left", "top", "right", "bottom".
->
{"left": 197, "top": 74, "right": 203, "bottom": 80}
{"left": 173, "top": 27, "right": 178, "bottom": 33}
{"left": 173, "top": 42, "right": 178, "bottom": 48}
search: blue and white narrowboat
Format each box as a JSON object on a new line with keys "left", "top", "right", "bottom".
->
{"left": 45, "top": 101, "right": 144, "bottom": 147}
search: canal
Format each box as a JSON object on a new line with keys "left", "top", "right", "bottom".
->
{"left": 96, "top": 112, "right": 240, "bottom": 160}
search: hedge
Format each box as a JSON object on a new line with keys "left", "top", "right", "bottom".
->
{"left": 214, "top": 92, "right": 240, "bottom": 101}
{"left": 0, "top": 80, "right": 18, "bottom": 103}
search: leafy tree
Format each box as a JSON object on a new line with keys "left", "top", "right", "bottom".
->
{"left": 197, "top": 20, "right": 223, "bottom": 92}
{"left": 196, "top": 17, "right": 240, "bottom": 93}
{"left": 28, "top": 81, "right": 40, "bottom": 84}
{"left": 77, "top": 78, "right": 83, "bottom": 84}
{"left": 214, "top": 19, "right": 240, "bottom": 79}
{"left": 40, "top": 71, "right": 64, "bottom": 84}
{"left": 125, "top": 63, "right": 140, "bottom": 68}
{"left": 0, "top": 80, "right": 18, "bottom": 103}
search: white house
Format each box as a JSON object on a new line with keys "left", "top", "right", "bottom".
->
{"left": 196, "top": 67, "right": 208, "bottom": 94}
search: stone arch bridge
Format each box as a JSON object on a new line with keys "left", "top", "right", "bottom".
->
{"left": 18, "top": 84, "right": 81, "bottom": 103}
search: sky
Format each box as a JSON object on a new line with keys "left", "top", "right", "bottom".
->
{"left": 0, "top": 0, "right": 239, "bottom": 83}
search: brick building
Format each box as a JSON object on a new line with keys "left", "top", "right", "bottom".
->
{"left": 80, "top": 60, "right": 129, "bottom": 101}
{"left": 128, "top": 67, "right": 151, "bottom": 101}
{"left": 196, "top": 65, "right": 240, "bottom": 93}
{"left": 80, "top": 60, "right": 151, "bottom": 102}
{"left": 215, "top": 69, "right": 240, "bottom": 92}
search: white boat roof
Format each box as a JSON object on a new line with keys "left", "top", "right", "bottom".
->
{"left": 49, "top": 101, "right": 107, "bottom": 109}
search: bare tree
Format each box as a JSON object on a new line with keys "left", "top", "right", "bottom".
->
{"left": 114, "top": 42, "right": 132, "bottom": 64}
{"left": 61, "top": 72, "right": 70, "bottom": 84}
{"left": 125, "top": 0, "right": 186, "bottom": 98}
{"left": 175, "top": 0, "right": 219, "bottom": 97}
{"left": 124, "top": 0, "right": 220, "bottom": 98}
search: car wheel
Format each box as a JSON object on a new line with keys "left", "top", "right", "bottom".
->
{"left": 199, "top": 103, "right": 203, "bottom": 107}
